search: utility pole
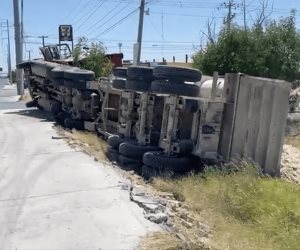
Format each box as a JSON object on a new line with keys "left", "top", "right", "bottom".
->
{"left": 1, "top": 20, "right": 13, "bottom": 84}
{"left": 38, "top": 35, "right": 48, "bottom": 47}
{"left": 6, "top": 20, "right": 12, "bottom": 84}
{"left": 13, "top": 0, "right": 24, "bottom": 94}
{"left": 118, "top": 42, "right": 122, "bottom": 53}
{"left": 27, "top": 50, "right": 32, "bottom": 60}
{"left": 243, "top": 0, "right": 247, "bottom": 31}
{"left": 134, "top": 0, "right": 145, "bottom": 66}
{"left": 221, "top": 0, "right": 238, "bottom": 31}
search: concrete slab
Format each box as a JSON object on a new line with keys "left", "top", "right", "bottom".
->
{"left": 0, "top": 108, "right": 159, "bottom": 249}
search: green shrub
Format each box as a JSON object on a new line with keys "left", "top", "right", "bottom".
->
{"left": 73, "top": 37, "right": 113, "bottom": 78}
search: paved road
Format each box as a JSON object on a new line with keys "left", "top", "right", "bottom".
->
{"left": 0, "top": 87, "right": 158, "bottom": 249}
{"left": 0, "top": 82, "right": 25, "bottom": 110}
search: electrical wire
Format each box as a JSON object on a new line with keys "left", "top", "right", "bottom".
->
{"left": 75, "top": 0, "right": 107, "bottom": 31}
{"left": 85, "top": 0, "right": 133, "bottom": 37}
{"left": 92, "top": 7, "right": 139, "bottom": 39}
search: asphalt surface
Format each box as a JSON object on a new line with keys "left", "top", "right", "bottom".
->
{"left": 0, "top": 85, "right": 158, "bottom": 249}
{"left": 0, "top": 82, "right": 25, "bottom": 110}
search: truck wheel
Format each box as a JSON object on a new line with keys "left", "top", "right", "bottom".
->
{"left": 118, "top": 155, "right": 142, "bottom": 171}
{"left": 127, "top": 66, "right": 153, "bottom": 80}
{"left": 26, "top": 99, "right": 37, "bottom": 108}
{"left": 64, "top": 118, "right": 84, "bottom": 130}
{"left": 52, "top": 78, "right": 65, "bottom": 86}
{"left": 126, "top": 79, "right": 151, "bottom": 92}
{"left": 143, "top": 151, "right": 191, "bottom": 173}
{"left": 141, "top": 165, "right": 159, "bottom": 179}
{"left": 64, "top": 79, "right": 87, "bottom": 90}
{"left": 141, "top": 165, "right": 173, "bottom": 179}
{"left": 113, "top": 67, "right": 127, "bottom": 78}
{"left": 50, "top": 101, "right": 62, "bottom": 116}
{"left": 16, "top": 61, "right": 31, "bottom": 69}
{"left": 119, "top": 141, "right": 161, "bottom": 160}
{"left": 151, "top": 80, "right": 200, "bottom": 97}
{"left": 55, "top": 112, "right": 69, "bottom": 124}
{"left": 153, "top": 66, "right": 202, "bottom": 82}
{"left": 108, "top": 135, "right": 124, "bottom": 149}
{"left": 112, "top": 79, "right": 126, "bottom": 90}
{"left": 51, "top": 66, "right": 72, "bottom": 79}
{"left": 106, "top": 146, "right": 119, "bottom": 162}
{"left": 64, "top": 68, "right": 94, "bottom": 81}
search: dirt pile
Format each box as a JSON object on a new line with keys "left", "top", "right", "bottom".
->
{"left": 281, "top": 144, "right": 300, "bottom": 184}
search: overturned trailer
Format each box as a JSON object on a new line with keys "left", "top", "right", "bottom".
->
{"left": 18, "top": 44, "right": 291, "bottom": 177}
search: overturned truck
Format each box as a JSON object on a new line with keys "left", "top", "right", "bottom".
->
{"left": 18, "top": 44, "right": 291, "bottom": 178}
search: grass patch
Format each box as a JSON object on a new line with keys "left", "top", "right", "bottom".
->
{"left": 66, "top": 129, "right": 108, "bottom": 162}
{"left": 19, "top": 92, "right": 32, "bottom": 102}
{"left": 152, "top": 164, "right": 300, "bottom": 250}
{"left": 140, "top": 232, "right": 184, "bottom": 250}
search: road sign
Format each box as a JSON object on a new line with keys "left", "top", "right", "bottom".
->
{"left": 59, "top": 25, "right": 73, "bottom": 42}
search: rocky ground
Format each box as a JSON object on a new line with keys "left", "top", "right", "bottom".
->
{"left": 281, "top": 144, "right": 300, "bottom": 184}
{"left": 282, "top": 114, "right": 300, "bottom": 185}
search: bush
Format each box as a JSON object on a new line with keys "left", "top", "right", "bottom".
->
{"left": 193, "top": 13, "right": 300, "bottom": 81}
{"left": 73, "top": 37, "right": 113, "bottom": 79}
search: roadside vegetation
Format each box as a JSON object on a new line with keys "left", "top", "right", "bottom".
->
{"left": 73, "top": 37, "right": 113, "bottom": 79}
{"left": 151, "top": 164, "right": 300, "bottom": 250}
{"left": 193, "top": 10, "right": 300, "bottom": 82}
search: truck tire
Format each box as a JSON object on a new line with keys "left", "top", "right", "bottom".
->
{"left": 64, "top": 118, "right": 84, "bottom": 130}
{"left": 141, "top": 165, "right": 173, "bottom": 179}
{"left": 126, "top": 79, "right": 151, "bottom": 92}
{"left": 141, "top": 165, "right": 159, "bottom": 179}
{"left": 119, "top": 141, "right": 161, "bottom": 160}
{"left": 55, "top": 112, "right": 69, "bottom": 124}
{"left": 151, "top": 80, "right": 200, "bottom": 97}
{"left": 50, "top": 101, "right": 62, "bottom": 116}
{"left": 16, "top": 61, "right": 31, "bottom": 69}
{"left": 52, "top": 78, "right": 65, "bottom": 86}
{"left": 108, "top": 135, "right": 126, "bottom": 150}
{"left": 106, "top": 146, "right": 119, "bottom": 162}
{"left": 64, "top": 79, "right": 87, "bottom": 90}
{"left": 112, "top": 79, "right": 126, "bottom": 90}
{"left": 64, "top": 68, "right": 94, "bottom": 81}
{"left": 143, "top": 151, "right": 191, "bottom": 173}
{"left": 127, "top": 66, "right": 153, "bottom": 80}
{"left": 51, "top": 66, "right": 71, "bottom": 79}
{"left": 153, "top": 66, "right": 202, "bottom": 82}
{"left": 113, "top": 67, "right": 127, "bottom": 78}
{"left": 118, "top": 155, "right": 142, "bottom": 171}
{"left": 26, "top": 99, "right": 37, "bottom": 108}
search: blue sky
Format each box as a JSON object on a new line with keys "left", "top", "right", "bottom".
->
{"left": 0, "top": 0, "right": 300, "bottom": 72}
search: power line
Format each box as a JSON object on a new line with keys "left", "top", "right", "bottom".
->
{"left": 60, "top": 0, "right": 84, "bottom": 23}
{"left": 85, "top": 0, "right": 133, "bottom": 37}
{"left": 71, "top": 0, "right": 98, "bottom": 26}
{"left": 92, "top": 7, "right": 139, "bottom": 39}
{"left": 75, "top": 0, "right": 107, "bottom": 31}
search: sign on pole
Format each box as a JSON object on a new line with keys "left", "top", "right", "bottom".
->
{"left": 59, "top": 25, "right": 73, "bottom": 41}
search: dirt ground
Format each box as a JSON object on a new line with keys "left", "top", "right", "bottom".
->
{"left": 281, "top": 144, "right": 300, "bottom": 184}
{"left": 282, "top": 121, "right": 300, "bottom": 184}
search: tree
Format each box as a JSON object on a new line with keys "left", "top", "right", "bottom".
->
{"left": 193, "top": 12, "right": 300, "bottom": 82}
{"left": 73, "top": 37, "right": 113, "bottom": 79}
